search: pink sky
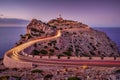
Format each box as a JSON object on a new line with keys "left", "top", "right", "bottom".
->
{"left": 0, "top": 0, "right": 120, "bottom": 27}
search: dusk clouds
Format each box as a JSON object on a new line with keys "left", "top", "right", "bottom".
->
{"left": 0, "top": 0, "right": 120, "bottom": 27}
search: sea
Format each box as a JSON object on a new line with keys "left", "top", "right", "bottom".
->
{"left": 0, "top": 27, "right": 120, "bottom": 58}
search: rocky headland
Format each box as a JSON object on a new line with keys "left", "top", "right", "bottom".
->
{"left": 1, "top": 17, "right": 120, "bottom": 80}
{"left": 16, "top": 17, "right": 120, "bottom": 57}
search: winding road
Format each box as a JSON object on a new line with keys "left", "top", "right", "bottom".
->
{"left": 3, "top": 29, "right": 120, "bottom": 68}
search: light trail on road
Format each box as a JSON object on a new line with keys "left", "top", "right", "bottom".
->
{"left": 3, "top": 28, "right": 120, "bottom": 68}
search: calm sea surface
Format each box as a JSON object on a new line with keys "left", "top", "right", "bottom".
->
{"left": 0, "top": 27, "right": 120, "bottom": 58}
{"left": 0, "top": 27, "right": 26, "bottom": 58}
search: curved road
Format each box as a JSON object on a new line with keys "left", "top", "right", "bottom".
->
{"left": 3, "top": 28, "right": 120, "bottom": 68}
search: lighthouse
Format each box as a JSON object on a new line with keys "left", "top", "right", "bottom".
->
{"left": 57, "top": 14, "right": 63, "bottom": 21}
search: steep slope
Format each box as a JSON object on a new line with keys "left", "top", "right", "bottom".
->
{"left": 16, "top": 17, "right": 120, "bottom": 57}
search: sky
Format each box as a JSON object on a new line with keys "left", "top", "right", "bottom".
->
{"left": 0, "top": 0, "right": 120, "bottom": 27}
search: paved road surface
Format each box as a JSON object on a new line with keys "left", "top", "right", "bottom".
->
{"left": 4, "top": 28, "right": 120, "bottom": 67}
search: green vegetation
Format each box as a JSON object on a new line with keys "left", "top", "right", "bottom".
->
{"left": 68, "top": 77, "right": 81, "bottom": 80}
{"left": 63, "top": 51, "right": 72, "bottom": 56}
{"left": 12, "top": 68, "right": 18, "bottom": 71}
{"left": 31, "top": 28, "right": 45, "bottom": 34}
{"left": 51, "top": 40, "right": 57, "bottom": 45}
{"left": 48, "top": 42, "right": 52, "bottom": 46}
{"left": 44, "top": 46, "right": 48, "bottom": 49}
{"left": 89, "top": 51, "right": 95, "bottom": 55}
{"left": 54, "top": 46, "right": 59, "bottom": 50}
{"left": 73, "top": 32, "right": 77, "bottom": 35}
{"left": 31, "top": 28, "right": 39, "bottom": 32}
{"left": 115, "top": 69, "right": 120, "bottom": 74}
{"left": 40, "top": 49, "right": 48, "bottom": 55}
{"left": 31, "top": 32, "right": 39, "bottom": 36}
{"left": 49, "top": 49, "right": 54, "bottom": 53}
{"left": 0, "top": 76, "right": 9, "bottom": 80}
{"left": 66, "top": 32, "right": 69, "bottom": 34}
{"left": 58, "top": 54, "right": 64, "bottom": 56}
{"left": 20, "top": 34, "right": 25, "bottom": 38}
{"left": 89, "top": 43, "right": 97, "bottom": 50}
{"left": 11, "top": 76, "right": 21, "bottom": 80}
{"left": 49, "top": 53, "right": 53, "bottom": 56}
{"left": 48, "top": 40, "right": 57, "bottom": 46}
{"left": 68, "top": 47, "right": 73, "bottom": 52}
{"left": 20, "top": 33, "right": 32, "bottom": 39}
{"left": 31, "top": 69, "right": 43, "bottom": 73}
{"left": 33, "top": 50, "right": 39, "bottom": 55}
{"left": 81, "top": 53, "right": 90, "bottom": 57}
{"left": 90, "top": 37, "right": 94, "bottom": 39}
{"left": 57, "top": 54, "right": 64, "bottom": 59}
{"left": 34, "top": 43, "right": 37, "bottom": 48}
{"left": 49, "top": 49, "right": 54, "bottom": 56}
{"left": 39, "top": 29, "right": 45, "bottom": 33}
{"left": 44, "top": 74, "right": 53, "bottom": 79}
{"left": 25, "top": 34, "right": 32, "bottom": 39}
{"left": 60, "top": 28, "right": 63, "bottom": 30}
{"left": 52, "top": 26, "right": 57, "bottom": 29}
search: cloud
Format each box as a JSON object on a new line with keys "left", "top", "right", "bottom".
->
{"left": 0, "top": 14, "right": 4, "bottom": 16}
{"left": 0, "top": 18, "right": 29, "bottom": 27}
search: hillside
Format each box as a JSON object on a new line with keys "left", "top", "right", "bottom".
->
{"left": 16, "top": 17, "right": 120, "bottom": 57}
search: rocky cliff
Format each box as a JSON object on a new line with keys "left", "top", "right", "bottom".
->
{"left": 16, "top": 17, "right": 120, "bottom": 57}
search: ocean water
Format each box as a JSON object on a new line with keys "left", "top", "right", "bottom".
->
{"left": 0, "top": 27, "right": 120, "bottom": 58}
{"left": 94, "top": 27, "right": 120, "bottom": 49}
{"left": 0, "top": 27, "right": 26, "bottom": 58}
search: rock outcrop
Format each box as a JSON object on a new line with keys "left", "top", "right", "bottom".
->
{"left": 16, "top": 17, "right": 120, "bottom": 57}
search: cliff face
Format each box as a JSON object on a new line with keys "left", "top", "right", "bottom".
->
{"left": 26, "top": 19, "right": 56, "bottom": 38}
{"left": 17, "top": 18, "right": 120, "bottom": 57}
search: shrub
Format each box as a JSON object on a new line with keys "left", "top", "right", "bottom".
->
{"left": 52, "top": 26, "right": 57, "bottom": 29}
{"left": 54, "top": 47, "right": 59, "bottom": 50}
{"left": 33, "top": 50, "right": 39, "bottom": 55}
{"left": 115, "top": 69, "right": 120, "bottom": 73}
{"left": 63, "top": 51, "right": 72, "bottom": 56}
{"left": 34, "top": 43, "right": 37, "bottom": 48}
{"left": 0, "top": 76, "right": 9, "bottom": 80}
{"left": 44, "top": 46, "right": 48, "bottom": 48}
{"left": 51, "top": 40, "right": 57, "bottom": 45}
{"left": 31, "top": 28, "right": 39, "bottom": 32}
{"left": 68, "top": 47, "right": 73, "bottom": 52}
{"left": 11, "top": 76, "right": 21, "bottom": 80}
{"left": 39, "top": 30, "right": 45, "bottom": 33}
{"left": 57, "top": 54, "right": 64, "bottom": 59}
{"left": 31, "top": 69, "right": 43, "bottom": 73}
{"left": 44, "top": 74, "right": 53, "bottom": 79}
{"left": 49, "top": 49, "right": 54, "bottom": 53}
{"left": 20, "top": 34, "right": 25, "bottom": 38}
{"left": 12, "top": 68, "right": 18, "bottom": 71}
{"left": 60, "top": 28, "right": 63, "bottom": 30}
{"left": 40, "top": 49, "right": 48, "bottom": 55}
{"left": 48, "top": 43, "right": 52, "bottom": 46}
{"left": 68, "top": 77, "right": 81, "bottom": 80}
